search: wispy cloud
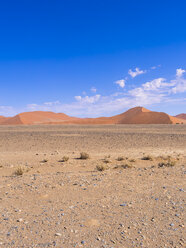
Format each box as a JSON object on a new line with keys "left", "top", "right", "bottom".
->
{"left": 128, "top": 67, "right": 146, "bottom": 78}
{"left": 74, "top": 94, "right": 101, "bottom": 104}
{"left": 0, "top": 105, "right": 18, "bottom": 116}
{"left": 91, "top": 87, "right": 97, "bottom": 93}
{"left": 115, "top": 79, "right": 125, "bottom": 88}
{"left": 176, "top": 68, "right": 185, "bottom": 78}
{"left": 1, "top": 68, "right": 186, "bottom": 117}
{"left": 151, "top": 65, "right": 161, "bottom": 70}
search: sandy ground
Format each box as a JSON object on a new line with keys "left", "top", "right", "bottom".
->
{"left": 0, "top": 124, "right": 185, "bottom": 248}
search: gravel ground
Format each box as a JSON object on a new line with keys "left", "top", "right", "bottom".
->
{"left": 0, "top": 124, "right": 185, "bottom": 248}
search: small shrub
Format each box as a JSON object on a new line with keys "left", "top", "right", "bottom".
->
{"left": 158, "top": 160, "right": 176, "bottom": 168}
{"left": 115, "top": 163, "right": 133, "bottom": 169}
{"left": 80, "top": 152, "right": 90, "bottom": 160}
{"left": 105, "top": 155, "right": 111, "bottom": 158}
{"left": 117, "top": 156, "right": 124, "bottom": 161}
{"left": 129, "top": 159, "right": 136, "bottom": 162}
{"left": 141, "top": 155, "right": 153, "bottom": 161}
{"left": 59, "top": 156, "right": 69, "bottom": 162}
{"left": 14, "top": 167, "right": 24, "bottom": 176}
{"left": 41, "top": 159, "right": 48, "bottom": 163}
{"left": 103, "top": 158, "right": 110, "bottom": 164}
{"left": 121, "top": 163, "right": 133, "bottom": 169}
{"left": 159, "top": 155, "right": 171, "bottom": 161}
{"left": 96, "top": 164, "right": 108, "bottom": 171}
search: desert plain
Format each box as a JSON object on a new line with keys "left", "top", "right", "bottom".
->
{"left": 0, "top": 124, "right": 185, "bottom": 248}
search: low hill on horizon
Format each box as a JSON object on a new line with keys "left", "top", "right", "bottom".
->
{"left": 0, "top": 115, "right": 11, "bottom": 124}
{"left": 175, "top": 113, "right": 186, "bottom": 120}
{"left": 0, "top": 107, "right": 185, "bottom": 125}
{"left": 0, "top": 111, "right": 80, "bottom": 125}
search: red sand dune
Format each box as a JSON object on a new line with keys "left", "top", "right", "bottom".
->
{"left": 175, "top": 114, "right": 186, "bottom": 120}
{"left": 1, "top": 111, "right": 80, "bottom": 125}
{"left": 65, "top": 107, "right": 185, "bottom": 125}
{"left": 0, "top": 116, "right": 10, "bottom": 124}
{"left": 0, "top": 107, "right": 185, "bottom": 125}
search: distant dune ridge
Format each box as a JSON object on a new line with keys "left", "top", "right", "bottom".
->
{"left": 0, "top": 107, "right": 185, "bottom": 125}
{"left": 175, "top": 114, "right": 186, "bottom": 120}
{"left": 0, "top": 116, "right": 10, "bottom": 124}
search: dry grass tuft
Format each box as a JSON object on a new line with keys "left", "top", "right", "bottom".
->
{"left": 59, "top": 156, "right": 69, "bottom": 162}
{"left": 14, "top": 167, "right": 24, "bottom": 176}
{"left": 141, "top": 155, "right": 153, "bottom": 161}
{"left": 79, "top": 152, "right": 90, "bottom": 160}
{"left": 96, "top": 164, "right": 109, "bottom": 171}
{"left": 105, "top": 155, "right": 111, "bottom": 158}
{"left": 117, "top": 156, "right": 125, "bottom": 161}
{"left": 115, "top": 163, "right": 133, "bottom": 169}
{"left": 41, "top": 159, "right": 48, "bottom": 163}
{"left": 103, "top": 158, "right": 110, "bottom": 164}
{"left": 158, "top": 160, "right": 176, "bottom": 168}
{"left": 159, "top": 155, "right": 171, "bottom": 161}
{"left": 129, "top": 159, "right": 136, "bottom": 162}
{"left": 121, "top": 163, "right": 133, "bottom": 169}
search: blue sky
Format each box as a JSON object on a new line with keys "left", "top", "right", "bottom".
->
{"left": 0, "top": 0, "right": 186, "bottom": 117}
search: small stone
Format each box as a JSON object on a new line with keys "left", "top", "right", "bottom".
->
{"left": 120, "top": 203, "right": 127, "bottom": 207}
{"left": 17, "top": 218, "right": 23, "bottom": 222}
{"left": 179, "top": 224, "right": 184, "bottom": 228}
{"left": 55, "top": 233, "right": 62, "bottom": 236}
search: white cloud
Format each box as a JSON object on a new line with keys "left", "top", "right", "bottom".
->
{"left": 151, "top": 65, "right": 161, "bottom": 70}
{"left": 142, "top": 78, "right": 165, "bottom": 91}
{"left": 128, "top": 67, "right": 146, "bottom": 78}
{"left": 115, "top": 79, "right": 125, "bottom": 88}
{"left": 1, "top": 69, "right": 186, "bottom": 118}
{"left": 27, "top": 104, "right": 38, "bottom": 110}
{"left": 91, "top": 87, "right": 97, "bottom": 93}
{"left": 176, "top": 68, "right": 185, "bottom": 78}
{"left": 74, "top": 96, "right": 82, "bottom": 101}
{"left": 0, "top": 105, "right": 18, "bottom": 116}
{"left": 151, "top": 66, "right": 157, "bottom": 70}
{"left": 75, "top": 94, "right": 101, "bottom": 103}
{"left": 43, "top": 101, "right": 60, "bottom": 106}
{"left": 141, "top": 78, "right": 175, "bottom": 91}
{"left": 171, "top": 77, "right": 186, "bottom": 94}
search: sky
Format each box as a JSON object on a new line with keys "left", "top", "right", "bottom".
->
{"left": 0, "top": 0, "right": 186, "bottom": 117}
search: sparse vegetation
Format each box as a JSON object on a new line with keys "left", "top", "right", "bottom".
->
{"left": 96, "top": 164, "right": 109, "bottom": 171}
{"left": 14, "top": 167, "right": 24, "bottom": 176}
{"left": 117, "top": 156, "right": 124, "bottom": 161}
{"left": 79, "top": 152, "right": 90, "bottom": 160}
{"left": 59, "top": 156, "right": 69, "bottom": 162}
{"left": 103, "top": 158, "right": 110, "bottom": 164}
{"left": 105, "top": 155, "right": 111, "bottom": 158}
{"left": 129, "top": 159, "right": 136, "bottom": 162}
{"left": 141, "top": 155, "right": 153, "bottom": 161}
{"left": 121, "top": 163, "right": 133, "bottom": 169}
{"left": 158, "top": 160, "right": 176, "bottom": 168}
{"left": 41, "top": 159, "right": 48, "bottom": 163}
{"left": 115, "top": 163, "right": 133, "bottom": 169}
{"left": 159, "top": 155, "right": 171, "bottom": 161}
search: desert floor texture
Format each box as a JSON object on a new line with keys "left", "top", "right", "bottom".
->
{"left": 0, "top": 124, "right": 185, "bottom": 248}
